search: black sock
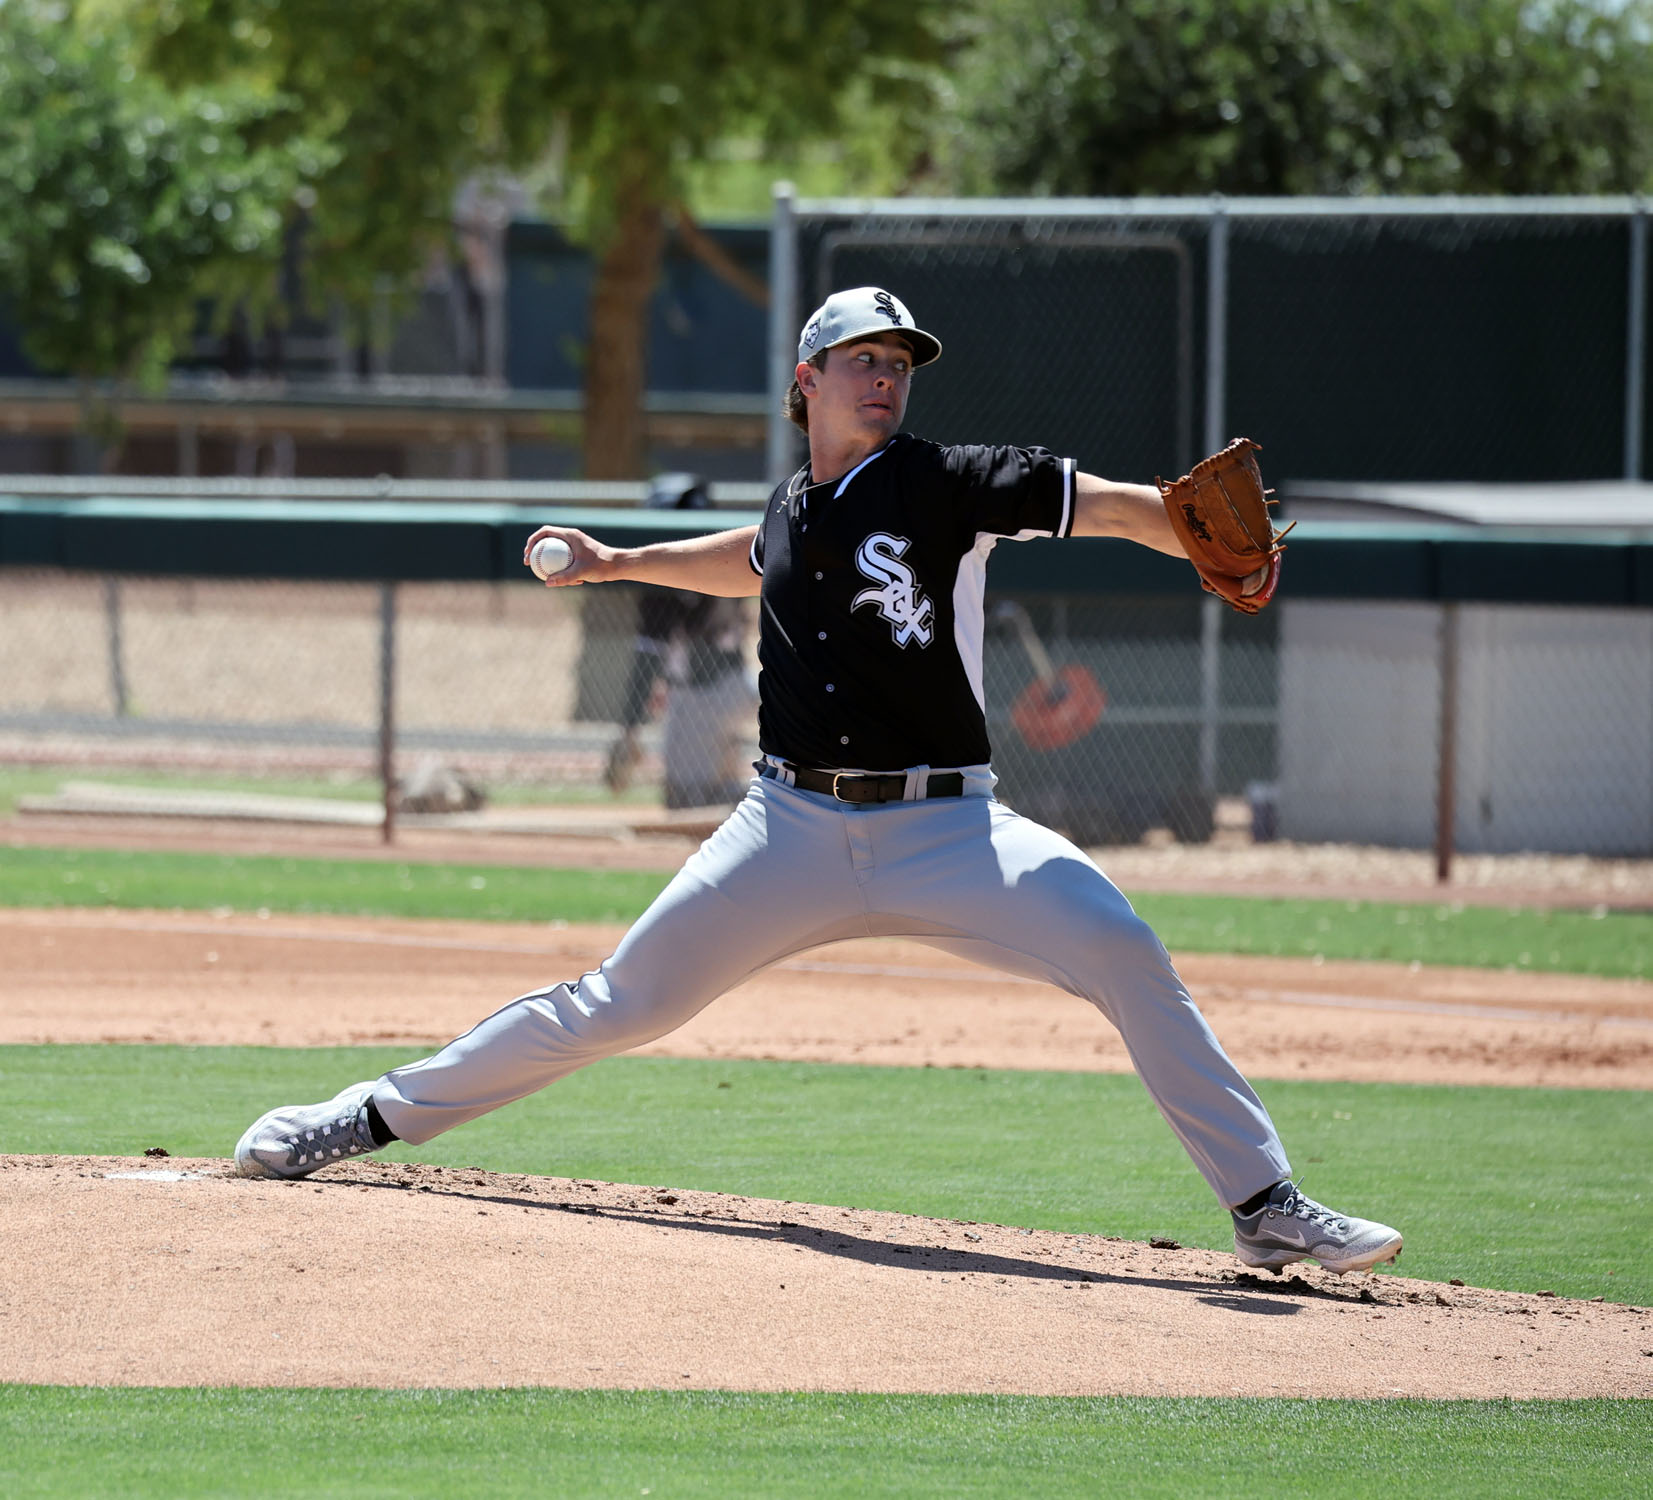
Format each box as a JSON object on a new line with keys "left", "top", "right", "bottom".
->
{"left": 364, "top": 1096, "right": 399, "bottom": 1148}
{"left": 1234, "top": 1181, "right": 1284, "bottom": 1218}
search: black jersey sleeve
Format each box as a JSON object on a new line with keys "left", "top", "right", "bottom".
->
{"left": 942, "top": 443, "right": 1076, "bottom": 542}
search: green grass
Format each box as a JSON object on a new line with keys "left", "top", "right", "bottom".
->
{"left": 5, "top": 844, "right": 1653, "bottom": 975}
{"left": 0, "top": 845, "right": 670, "bottom": 923}
{"left": 1, "top": 1388, "right": 1647, "bottom": 1499}
{"left": 4, "top": 1046, "right": 1647, "bottom": 1304}
{"left": 1133, "top": 891, "right": 1653, "bottom": 977}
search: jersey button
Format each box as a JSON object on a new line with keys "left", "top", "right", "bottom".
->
{"left": 825, "top": 684, "right": 835, "bottom": 692}
{"left": 814, "top": 571, "right": 823, "bottom": 580}
{"left": 817, "top": 632, "right": 827, "bottom": 640}
{"left": 840, "top": 736, "right": 849, "bottom": 746}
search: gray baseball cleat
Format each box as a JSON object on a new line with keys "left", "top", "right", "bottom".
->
{"left": 1232, "top": 1180, "right": 1403, "bottom": 1275}
{"left": 234, "top": 1081, "right": 381, "bottom": 1179}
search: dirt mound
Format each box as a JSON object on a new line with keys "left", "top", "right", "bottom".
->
{"left": 4, "top": 1155, "right": 1648, "bottom": 1398}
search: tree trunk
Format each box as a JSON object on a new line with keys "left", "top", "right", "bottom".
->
{"left": 582, "top": 177, "right": 667, "bottom": 479}
{"left": 76, "top": 381, "right": 127, "bottom": 475}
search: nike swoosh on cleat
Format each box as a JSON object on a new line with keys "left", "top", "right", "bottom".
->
{"left": 1261, "top": 1220, "right": 1310, "bottom": 1248}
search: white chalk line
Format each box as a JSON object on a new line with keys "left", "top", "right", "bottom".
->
{"left": 103, "top": 1170, "right": 206, "bottom": 1182}
{"left": 6, "top": 911, "right": 1652, "bottom": 1030}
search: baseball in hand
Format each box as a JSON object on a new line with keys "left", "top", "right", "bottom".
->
{"left": 529, "top": 537, "right": 574, "bottom": 580}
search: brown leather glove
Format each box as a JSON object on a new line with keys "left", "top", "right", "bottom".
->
{"left": 1158, "top": 438, "right": 1293, "bottom": 615}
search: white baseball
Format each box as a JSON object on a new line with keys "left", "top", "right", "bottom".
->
{"left": 529, "top": 536, "right": 574, "bottom": 580}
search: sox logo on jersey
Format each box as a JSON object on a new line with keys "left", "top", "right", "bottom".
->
{"left": 852, "top": 532, "right": 933, "bottom": 648}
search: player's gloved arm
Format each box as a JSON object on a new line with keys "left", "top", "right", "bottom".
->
{"left": 1070, "top": 467, "right": 1272, "bottom": 602}
{"left": 522, "top": 524, "right": 760, "bottom": 597}
{"left": 1071, "top": 473, "right": 1185, "bottom": 553}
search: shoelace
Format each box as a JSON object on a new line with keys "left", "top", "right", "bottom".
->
{"left": 1275, "top": 1185, "right": 1347, "bottom": 1231}
{"left": 283, "top": 1110, "right": 369, "bottom": 1166}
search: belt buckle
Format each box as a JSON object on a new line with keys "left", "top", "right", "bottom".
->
{"left": 830, "top": 772, "right": 858, "bottom": 802}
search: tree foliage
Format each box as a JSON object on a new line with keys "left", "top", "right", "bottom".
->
{"left": 946, "top": 0, "right": 1653, "bottom": 196}
{"left": 140, "top": 0, "right": 950, "bottom": 474}
{"left": 141, "top": 1, "right": 522, "bottom": 304}
{"left": 0, "top": 1, "right": 330, "bottom": 389}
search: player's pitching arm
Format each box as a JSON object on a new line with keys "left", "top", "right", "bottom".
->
{"left": 522, "top": 523, "right": 762, "bottom": 598}
{"left": 1071, "top": 473, "right": 1269, "bottom": 597}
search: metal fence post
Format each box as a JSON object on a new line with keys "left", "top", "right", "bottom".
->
{"left": 379, "top": 582, "right": 397, "bottom": 844}
{"left": 1435, "top": 602, "right": 1460, "bottom": 884}
{"left": 103, "top": 578, "right": 129, "bottom": 718}
{"left": 1199, "top": 595, "right": 1221, "bottom": 798}
{"left": 1627, "top": 201, "right": 1648, "bottom": 481}
{"left": 1203, "top": 198, "right": 1229, "bottom": 454}
{"left": 766, "top": 181, "right": 799, "bottom": 489}
{"left": 1197, "top": 199, "right": 1231, "bottom": 807}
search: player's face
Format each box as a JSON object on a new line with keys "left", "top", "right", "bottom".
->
{"left": 801, "top": 334, "right": 914, "bottom": 441}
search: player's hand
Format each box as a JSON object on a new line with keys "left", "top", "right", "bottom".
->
{"left": 522, "top": 526, "right": 609, "bottom": 585}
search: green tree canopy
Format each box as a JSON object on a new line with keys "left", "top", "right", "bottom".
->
{"left": 0, "top": 1, "right": 330, "bottom": 402}
{"left": 142, "top": 0, "right": 950, "bottom": 475}
{"left": 944, "top": 0, "right": 1653, "bottom": 196}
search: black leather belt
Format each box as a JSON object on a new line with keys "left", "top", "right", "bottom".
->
{"left": 759, "top": 761, "right": 964, "bottom": 804}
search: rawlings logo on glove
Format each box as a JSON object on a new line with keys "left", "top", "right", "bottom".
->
{"left": 1158, "top": 437, "right": 1293, "bottom": 616}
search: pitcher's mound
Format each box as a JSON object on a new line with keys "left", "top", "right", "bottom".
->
{"left": 3, "top": 1155, "right": 1646, "bottom": 1397}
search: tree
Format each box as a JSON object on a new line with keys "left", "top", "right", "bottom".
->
{"left": 0, "top": 2, "right": 330, "bottom": 463}
{"left": 942, "top": 0, "right": 1653, "bottom": 196}
{"left": 143, "top": 0, "right": 949, "bottom": 477}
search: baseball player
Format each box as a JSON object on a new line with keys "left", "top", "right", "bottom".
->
{"left": 236, "top": 287, "right": 1402, "bottom": 1278}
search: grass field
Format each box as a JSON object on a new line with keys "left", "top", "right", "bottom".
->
{"left": 2, "top": 1388, "right": 1648, "bottom": 1499}
{"left": 6, "top": 843, "right": 1653, "bottom": 975}
{"left": 3, "top": 1045, "right": 1647, "bottom": 1304}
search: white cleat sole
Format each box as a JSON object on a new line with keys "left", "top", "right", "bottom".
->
{"left": 1237, "top": 1233, "right": 1403, "bottom": 1276}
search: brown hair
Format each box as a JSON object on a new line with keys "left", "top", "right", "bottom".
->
{"left": 783, "top": 350, "right": 829, "bottom": 433}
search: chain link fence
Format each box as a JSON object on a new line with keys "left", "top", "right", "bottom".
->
{"left": 2, "top": 198, "right": 1650, "bottom": 858}
{"left": 798, "top": 215, "right": 1199, "bottom": 479}
{"left": 0, "top": 564, "right": 1278, "bottom": 845}
{"left": 0, "top": 569, "right": 753, "bottom": 817}
{"left": 771, "top": 196, "right": 1650, "bottom": 486}
{"left": 5, "top": 562, "right": 1653, "bottom": 859}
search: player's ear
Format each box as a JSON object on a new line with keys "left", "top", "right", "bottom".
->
{"left": 795, "top": 360, "right": 819, "bottom": 397}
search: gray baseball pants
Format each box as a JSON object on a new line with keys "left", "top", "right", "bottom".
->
{"left": 373, "top": 767, "right": 1291, "bottom": 1209}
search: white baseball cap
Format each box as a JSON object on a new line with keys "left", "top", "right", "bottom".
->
{"left": 797, "top": 287, "right": 942, "bottom": 368}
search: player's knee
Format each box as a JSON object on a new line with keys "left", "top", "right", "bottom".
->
{"left": 544, "top": 976, "right": 686, "bottom": 1055}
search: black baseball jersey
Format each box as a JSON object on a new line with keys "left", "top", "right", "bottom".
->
{"left": 749, "top": 433, "right": 1075, "bottom": 770}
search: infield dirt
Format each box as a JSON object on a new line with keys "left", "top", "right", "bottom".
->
{"left": 1, "top": 906, "right": 1648, "bottom": 1090}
